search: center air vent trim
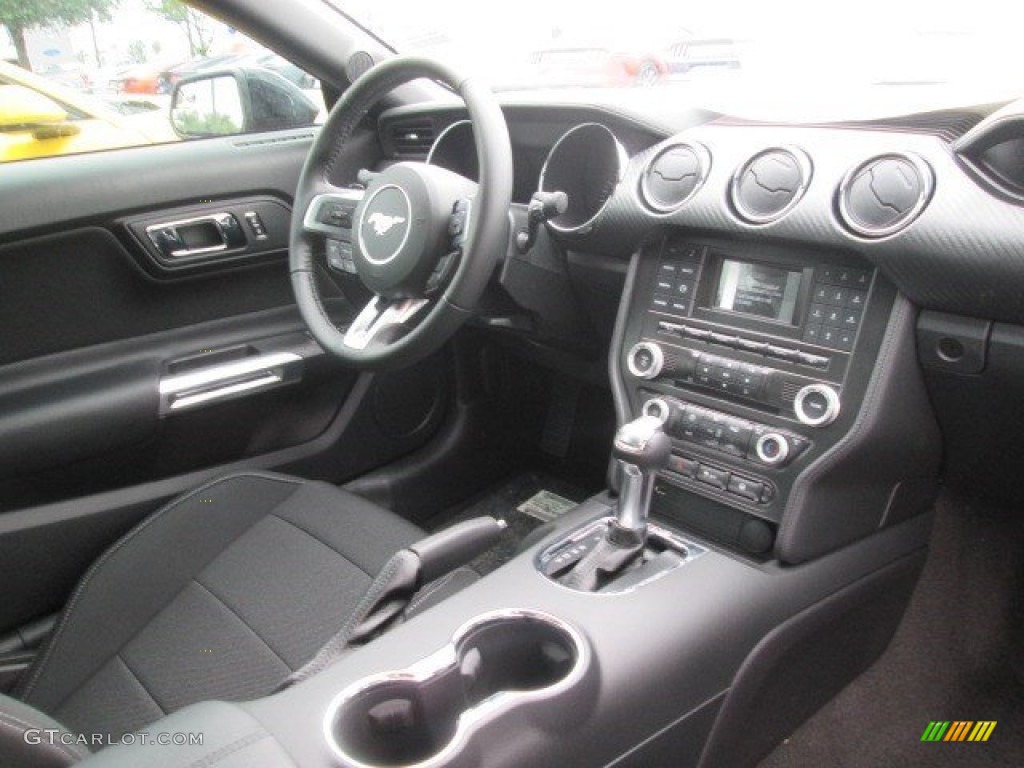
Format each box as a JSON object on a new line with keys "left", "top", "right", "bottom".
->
{"left": 837, "top": 152, "right": 934, "bottom": 238}
{"left": 730, "top": 146, "right": 813, "bottom": 224}
{"left": 387, "top": 119, "right": 436, "bottom": 156}
{"left": 638, "top": 141, "right": 711, "bottom": 214}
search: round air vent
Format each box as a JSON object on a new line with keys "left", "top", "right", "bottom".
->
{"left": 639, "top": 142, "right": 710, "bottom": 213}
{"left": 731, "top": 147, "right": 812, "bottom": 223}
{"left": 838, "top": 153, "right": 934, "bottom": 238}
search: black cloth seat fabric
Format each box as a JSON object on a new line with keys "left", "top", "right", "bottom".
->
{"left": 13, "top": 471, "right": 424, "bottom": 748}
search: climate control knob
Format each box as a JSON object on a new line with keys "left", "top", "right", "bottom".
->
{"left": 754, "top": 433, "right": 791, "bottom": 466}
{"left": 626, "top": 342, "right": 664, "bottom": 380}
{"left": 794, "top": 384, "right": 841, "bottom": 427}
{"left": 642, "top": 398, "right": 671, "bottom": 425}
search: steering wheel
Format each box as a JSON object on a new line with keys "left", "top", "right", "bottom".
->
{"left": 289, "top": 56, "right": 513, "bottom": 370}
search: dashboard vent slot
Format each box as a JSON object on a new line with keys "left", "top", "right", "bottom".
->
{"left": 781, "top": 380, "right": 802, "bottom": 404}
{"left": 837, "top": 153, "right": 934, "bottom": 238}
{"left": 388, "top": 120, "right": 436, "bottom": 156}
{"left": 730, "top": 147, "right": 812, "bottom": 224}
{"left": 639, "top": 142, "right": 710, "bottom": 213}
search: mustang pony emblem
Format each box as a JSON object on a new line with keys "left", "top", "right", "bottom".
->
{"left": 366, "top": 212, "right": 407, "bottom": 236}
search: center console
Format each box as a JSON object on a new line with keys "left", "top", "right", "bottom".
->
{"left": 617, "top": 235, "right": 930, "bottom": 559}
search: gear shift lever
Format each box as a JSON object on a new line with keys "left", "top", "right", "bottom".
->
{"left": 561, "top": 416, "right": 671, "bottom": 591}
{"left": 612, "top": 415, "right": 672, "bottom": 535}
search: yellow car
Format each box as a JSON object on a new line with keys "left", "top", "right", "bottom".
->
{"left": 0, "top": 60, "right": 178, "bottom": 163}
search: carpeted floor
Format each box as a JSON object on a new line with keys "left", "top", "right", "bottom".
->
{"left": 427, "top": 471, "right": 592, "bottom": 575}
{"left": 758, "top": 492, "right": 1024, "bottom": 768}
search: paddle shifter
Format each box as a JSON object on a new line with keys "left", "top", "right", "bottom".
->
{"left": 560, "top": 416, "right": 671, "bottom": 591}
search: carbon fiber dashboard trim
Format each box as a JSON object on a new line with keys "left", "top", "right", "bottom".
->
{"left": 557, "top": 121, "right": 1024, "bottom": 325}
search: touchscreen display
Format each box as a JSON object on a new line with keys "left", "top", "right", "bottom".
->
{"left": 714, "top": 259, "right": 802, "bottom": 324}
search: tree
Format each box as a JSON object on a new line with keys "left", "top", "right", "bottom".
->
{"left": 146, "top": 0, "right": 211, "bottom": 57}
{"left": 0, "top": 0, "right": 116, "bottom": 70}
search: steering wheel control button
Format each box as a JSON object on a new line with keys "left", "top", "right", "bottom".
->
{"left": 754, "top": 433, "right": 790, "bottom": 465}
{"left": 319, "top": 203, "right": 352, "bottom": 228}
{"left": 627, "top": 342, "right": 665, "bottom": 380}
{"left": 794, "top": 383, "right": 841, "bottom": 427}
{"left": 327, "top": 239, "right": 356, "bottom": 273}
{"left": 448, "top": 198, "right": 471, "bottom": 250}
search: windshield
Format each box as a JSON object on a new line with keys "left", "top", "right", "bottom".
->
{"left": 337, "top": 0, "right": 1024, "bottom": 119}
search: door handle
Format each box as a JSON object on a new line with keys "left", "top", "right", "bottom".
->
{"left": 158, "top": 351, "right": 302, "bottom": 414}
{"left": 146, "top": 213, "right": 247, "bottom": 261}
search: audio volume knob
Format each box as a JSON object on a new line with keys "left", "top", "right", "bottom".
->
{"left": 754, "top": 433, "right": 790, "bottom": 466}
{"left": 642, "top": 398, "right": 671, "bottom": 425}
{"left": 626, "top": 342, "right": 664, "bottom": 380}
{"left": 794, "top": 383, "right": 841, "bottom": 427}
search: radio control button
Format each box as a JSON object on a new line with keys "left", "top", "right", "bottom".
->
{"left": 794, "top": 383, "right": 841, "bottom": 427}
{"left": 627, "top": 342, "right": 664, "bottom": 379}
{"left": 837, "top": 267, "right": 870, "bottom": 287}
{"left": 676, "top": 280, "right": 695, "bottom": 297}
{"left": 670, "top": 298, "right": 690, "bottom": 313}
{"left": 652, "top": 295, "right": 670, "bottom": 310}
{"left": 712, "top": 366, "right": 737, "bottom": 384}
{"left": 655, "top": 278, "right": 674, "bottom": 293}
{"left": 804, "top": 323, "right": 823, "bottom": 344}
{"left": 677, "top": 263, "right": 699, "bottom": 280}
{"left": 826, "top": 287, "right": 848, "bottom": 306}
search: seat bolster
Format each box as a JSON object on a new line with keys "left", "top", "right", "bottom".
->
{"left": 0, "top": 692, "right": 87, "bottom": 768}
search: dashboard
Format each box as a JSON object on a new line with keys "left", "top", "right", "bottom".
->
{"left": 367, "top": 94, "right": 1024, "bottom": 561}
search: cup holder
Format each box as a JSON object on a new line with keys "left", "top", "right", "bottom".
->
{"left": 325, "top": 609, "right": 590, "bottom": 767}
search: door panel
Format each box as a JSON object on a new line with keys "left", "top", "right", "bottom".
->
{"left": 0, "top": 125, "right": 451, "bottom": 635}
